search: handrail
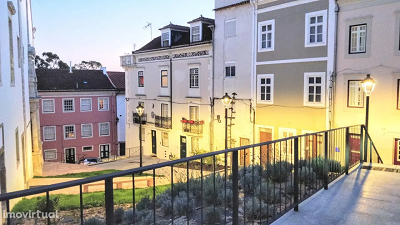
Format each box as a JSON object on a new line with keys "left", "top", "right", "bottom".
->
{"left": 363, "top": 126, "right": 383, "bottom": 164}
{"left": 0, "top": 124, "right": 363, "bottom": 201}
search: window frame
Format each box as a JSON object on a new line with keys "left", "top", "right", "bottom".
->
{"left": 43, "top": 126, "right": 56, "bottom": 141}
{"left": 161, "top": 70, "right": 168, "bottom": 88}
{"left": 63, "top": 125, "right": 76, "bottom": 140}
{"left": 138, "top": 71, "right": 144, "bottom": 87}
{"left": 191, "top": 26, "right": 201, "bottom": 42}
{"left": 303, "top": 72, "right": 326, "bottom": 107}
{"left": 189, "top": 106, "right": 199, "bottom": 121}
{"left": 305, "top": 10, "right": 327, "bottom": 48}
{"left": 224, "top": 19, "right": 237, "bottom": 38}
{"left": 161, "top": 103, "right": 168, "bottom": 118}
{"left": 82, "top": 146, "right": 94, "bottom": 152}
{"left": 62, "top": 98, "right": 75, "bottom": 113}
{"left": 99, "top": 122, "right": 110, "bottom": 137}
{"left": 9, "top": 17, "right": 15, "bottom": 87}
{"left": 161, "top": 32, "right": 170, "bottom": 47}
{"left": 189, "top": 67, "right": 199, "bottom": 88}
{"left": 258, "top": 19, "right": 275, "bottom": 52}
{"left": 349, "top": 24, "right": 367, "bottom": 54}
{"left": 80, "top": 98, "right": 92, "bottom": 112}
{"left": 191, "top": 137, "right": 199, "bottom": 153}
{"left": 257, "top": 74, "right": 274, "bottom": 104}
{"left": 161, "top": 132, "right": 169, "bottom": 147}
{"left": 81, "top": 123, "right": 93, "bottom": 138}
{"left": 98, "top": 97, "right": 109, "bottom": 111}
{"left": 44, "top": 149, "right": 57, "bottom": 160}
{"left": 347, "top": 80, "right": 364, "bottom": 108}
{"left": 225, "top": 62, "right": 236, "bottom": 78}
{"left": 42, "top": 99, "right": 55, "bottom": 113}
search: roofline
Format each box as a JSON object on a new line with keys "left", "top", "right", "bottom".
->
{"left": 213, "top": 0, "right": 250, "bottom": 11}
{"left": 133, "top": 40, "right": 212, "bottom": 55}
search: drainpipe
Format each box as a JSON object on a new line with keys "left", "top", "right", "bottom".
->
{"left": 170, "top": 55, "right": 173, "bottom": 129}
{"left": 250, "top": 0, "right": 257, "bottom": 156}
{"left": 209, "top": 25, "right": 215, "bottom": 152}
{"left": 330, "top": 1, "right": 340, "bottom": 129}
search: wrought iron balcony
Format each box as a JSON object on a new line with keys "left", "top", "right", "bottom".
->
{"left": 133, "top": 113, "right": 147, "bottom": 125}
{"left": 181, "top": 120, "right": 204, "bottom": 134}
{"left": 155, "top": 115, "right": 172, "bottom": 129}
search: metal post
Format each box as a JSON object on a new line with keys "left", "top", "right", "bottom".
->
{"left": 345, "top": 127, "right": 350, "bottom": 175}
{"left": 360, "top": 126, "right": 364, "bottom": 163}
{"left": 294, "top": 137, "right": 299, "bottom": 211}
{"left": 324, "top": 132, "right": 328, "bottom": 190}
{"left": 232, "top": 150, "right": 239, "bottom": 225}
{"left": 105, "top": 178, "right": 114, "bottom": 225}
{"left": 365, "top": 96, "right": 370, "bottom": 131}
{"left": 80, "top": 185, "right": 84, "bottom": 225}
{"left": 370, "top": 139, "right": 372, "bottom": 163}
{"left": 225, "top": 108, "right": 228, "bottom": 149}
{"left": 363, "top": 126, "right": 368, "bottom": 162}
{"left": 46, "top": 192, "right": 50, "bottom": 225}
{"left": 139, "top": 116, "right": 143, "bottom": 169}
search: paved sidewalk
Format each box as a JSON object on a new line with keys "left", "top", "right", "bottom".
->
{"left": 273, "top": 164, "right": 400, "bottom": 225}
{"left": 42, "top": 162, "right": 101, "bottom": 176}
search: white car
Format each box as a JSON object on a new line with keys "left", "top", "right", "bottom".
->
{"left": 83, "top": 158, "right": 101, "bottom": 165}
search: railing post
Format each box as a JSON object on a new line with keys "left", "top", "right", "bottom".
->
{"left": 370, "top": 139, "right": 372, "bottom": 163}
{"left": 360, "top": 126, "right": 364, "bottom": 163}
{"left": 232, "top": 150, "right": 239, "bottom": 225}
{"left": 345, "top": 127, "right": 350, "bottom": 175}
{"left": 324, "top": 132, "right": 328, "bottom": 190}
{"left": 364, "top": 126, "right": 368, "bottom": 162}
{"left": 105, "top": 178, "right": 114, "bottom": 225}
{"left": 294, "top": 137, "right": 299, "bottom": 211}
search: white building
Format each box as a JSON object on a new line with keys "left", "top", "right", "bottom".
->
{"left": 0, "top": 0, "right": 42, "bottom": 219}
{"left": 121, "top": 17, "right": 214, "bottom": 159}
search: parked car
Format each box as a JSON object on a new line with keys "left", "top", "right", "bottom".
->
{"left": 82, "top": 157, "right": 102, "bottom": 165}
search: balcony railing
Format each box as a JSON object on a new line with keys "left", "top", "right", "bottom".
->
{"left": 182, "top": 120, "right": 204, "bottom": 134}
{"left": 0, "top": 125, "right": 382, "bottom": 225}
{"left": 133, "top": 113, "right": 147, "bottom": 124}
{"left": 155, "top": 115, "right": 172, "bottom": 129}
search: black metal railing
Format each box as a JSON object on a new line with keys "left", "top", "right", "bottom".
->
{"left": 0, "top": 125, "right": 381, "bottom": 225}
{"left": 155, "top": 115, "right": 172, "bottom": 129}
{"left": 182, "top": 121, "right": 203, "bottom": 134}
{"left": 133, "top": 113, "right": 147, "bottom": 124}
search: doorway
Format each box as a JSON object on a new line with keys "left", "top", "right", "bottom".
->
{"left": 100, "top": 144, "right": 110, "bottom": 159}
{"left": 240, "top": 138, "right": 251, "bottom": 166}
{"left": 394, "top": 139, "right": 400, "bottom": 165}
{"left": 65, "top": 148, "right": 76, "bottom": 163}
{"left": 260, "top": 128, "right": 273, "bottom": 165}
{"left": 119, "top": 142, "right": 126, "bottom": 156}
{"left": 180, "top": 136, "right": 187, "bottom": 159}
{"left": 152, "top": 130, "right": 157, "bottom": 154}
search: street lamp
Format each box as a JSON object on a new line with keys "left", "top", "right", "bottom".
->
{"left": 136, "top": 104, "right": 144, "bottom": 168}
{"left": 221, "top": 93, "right": 232, "bottom": 149}
{"left": 362, "top": 74, "right": 375, "bottom": 130}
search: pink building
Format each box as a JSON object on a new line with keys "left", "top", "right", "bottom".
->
{"left": 36, "top": 69, "right": 118, "bottom": 163}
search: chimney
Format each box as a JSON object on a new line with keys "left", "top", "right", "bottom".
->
{"left": 69, "top": 61, "right": 73, "bottom": 73}
{"left": 102, "top": 67, "right": 107, "bottom": 76}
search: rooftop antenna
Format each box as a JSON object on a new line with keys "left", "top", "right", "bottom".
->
{"left": 143, "top": 22, "right": 152, "bottom": 40}
{"left": 133, "top": 43, "right": 136, "bottom": 51}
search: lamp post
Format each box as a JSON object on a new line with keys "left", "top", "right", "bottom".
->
{"left": 221, "top": 93, "right": 233, "bottom": 149}
{"left": 362, "top": 74, "right": 376, "bottom": 130}
{"left": 136, "top": 104, "right": 144, "bottom": 168}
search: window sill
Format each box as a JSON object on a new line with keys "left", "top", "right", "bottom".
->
{"left": 257, "top": 101, "right": 274, "bottom": 105}
{"left": 186, "top": 96, "right": 201, "bottom": 101}
{"left": 258, "top": 48, "right": 274, "bottom": 52}
{"left": 303, "top": 103, "right": 325, "bottom": 107}
{"left": 305, "top": 42, "right": 326, "bottom": 48}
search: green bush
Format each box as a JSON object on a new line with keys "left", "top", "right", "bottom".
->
{"left": 244, "top": 198, "right": 273, "bottom": 220}
{"left": 84, "top": 217, "right": 105, "bottom": 225}
{"left": 239, "top": 165, "right": 263, "bottom": 193}
{"left": 191, "top": 149, "right": 222, "bottom": 166}
{"left": 135, "top": 210, "right": 153, "bottom": 225}
{"left": 155, "top": 190, "right": 171, "bottom": 208}
{"left": 299, "top": 167, "right": 317, "bottom": 185}
{"left": 203, "top": 173, "right": 226, "bottom": 206}
{"left": 123, "top": 209, "right": 134, "bottom": 224}
{"left": 189, "top": 177, "right": 202, "bottom": 201}
{"left": 265, "top": 161, "right": 293, "bottom": 183}
{"left": 218, "top": 189, "right": 233, "bottom": 208}
{"left": 174, "top": 191, "right": 195, "bottom": 216}
{"left": 136, "top": 195, "right": 152, "bottom": 211}
{"left": 254, "top": 181, "right": 281, "bottom": 204}
{"left": 35, "top": 196, "right": 59, "bottom": 212}
{"left": 114, "top": 207, "right": 125, "bottom": 224}
{"left": 286, "top": 181, "right": 295, "bottom": 195}
{"left": 310, "top": 157, "right": 343, "bottom": 178}
{"left": 329, "top": 159, "right": 342, "bottom": 173}
{"left": 204, "top": 207, "right": 221, "bottom": 224}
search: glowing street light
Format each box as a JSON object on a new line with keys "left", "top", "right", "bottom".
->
{"left": 362, "top": 74, "right": 375, "bottom": 130}
{"left": 136, "top": 103, "right": 144, "bottom": 168}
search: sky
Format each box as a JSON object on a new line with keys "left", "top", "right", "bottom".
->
{"left": 31, "top": 0, "right": 215, "bottom": 71}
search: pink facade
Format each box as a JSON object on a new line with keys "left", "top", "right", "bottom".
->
{"left": 39, "top": 93, "right": 117, "bottom": 163}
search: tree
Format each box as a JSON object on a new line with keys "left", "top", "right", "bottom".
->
{"left": 73, "top": 61, "right": 102, "bottom": 70}
{"left": 35, "top": 52, "right": 69, "bottom": 69}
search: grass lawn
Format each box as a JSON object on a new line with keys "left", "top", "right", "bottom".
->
{"left": 34, "top": 169, "right": 163, "bottom": 179}
{"left": 12, "top": 184, "right": 170, "bottom": 212}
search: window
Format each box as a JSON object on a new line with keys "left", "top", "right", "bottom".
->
{"left": 161, "top": 132, "right": 169, "bottom": 147}
{"left": 304, "top": 72, "right": 325, "bottom": 106}
{"left": 81, "top": 124, "right": 93, "bottom": 138}
{"left": 15, "top": 128, "right": 19, "bottom": 164}
{"left": 138, "top": 71, "right": 144, "bottom": 87}
{"left": 43, "top": 126, "right": 56, "bottom": 141}
{"left": 44, "top": 150, "right": 57, "bottom": 160}
{"left": 258, "top": 20, "right": 275, "bottom": 52}
{"left": 305, "top": 10, "right": 327, "bottom": 47}
{"left": 225, "top": 19, "right": 236, "bottom": 38}
{"left": 161, "top": 70, "right": 168, "bottom": 87}
{"left": 225, "top": 65, "right": 235, "bottom": 77}
{"left": 63, "top": 99, "right": 75, "bottom": 112}
{"left": 349, "top": 24, "right": 367, "bottom": 54}
{"left": 17, "top": 37, "right": 22, "bottom": 68}
{"left": 9, "top": 18, "right": 15, "bottom": 86}
{"left": 42, "top": 99, "right": 55, "bottom": 113}
{"left": 192, "top": 26, "right": 200, "bottom": 42}
{"left": 189, "top": 106, "right": 199, "bottom": 121}
{"left": 348, "top": 81, "right": 364, "bottom": 108}
{"left": 162, "top": 32, "right": 169, "bottom": 47}
{"left": 257, "top": 74, "right": 274, "bottom": 104}
{"left": 190, "top": 68, "right": 199, "bottom": 88}
{"left": 99, "top": 122, "right": 110, "bottom": 136}
{"left": 98, "top": 97, "right": 109, "bottom": 111}
{"left": 161, "top": 103, "right": 168, "bottom": 117}
{"left": 191, "top": 137, "right": 199, "bottom": 153}
{"left": 78, "top": 98, "right": 91, "bottom": 112}
{"left": 64, "top": 125, "right": 75, "bottom": 139}
{"left": 82, "top": 146, "right": 93, "bottom": 152}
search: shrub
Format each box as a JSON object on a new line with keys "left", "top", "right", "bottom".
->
{"left": 174, "top": 191, "right": 195, "bottom": 216}
{"left": 204, "top": 207, "right": 221, "bottom": 224}
{"left": 35, "top": 196, "right": 59, "bottom": 212}
{"left": 135, "top": 210, "right": 153, "bottom": 225}
{"left": 84, "top": 217, "right": 105, "bottom": 225}
{"left": 311, "top": 156, "right": 325, "bottom": 178}
{"left": 203, "top": 173, "right": 226, "bottom": 206}
{"left": 114, "top": 207, "right": 125, "bottom": 224}
{"left": 244, "top": 198, "right": 273, "bottom": 220}
{"left": 155, "top": 190, "right": 171, "bottom": 208}
{"left": 192, "top": 149, "right": 222, "bottom": 166}
{"left": 189, "top": 177, "right": 202, "bottom": 201}
{"left": 239, "top": 165, "right": 263, "bottom": 193}
{"left": 172, "top": 182, "right": 187, "bottom": 197}
{"left": 218, "top": 189, "right": 233, "bottom": 208}
{"left": 254, "top": 181, "right": 281, "bottom": 204}
{"left": 265, "top": 161, "right": 293, "bottom": 183}
{"left": 329, "top": 159, "right": 342, "bottom": 173}
{"left": 136, "top": 195, "right": 153, "bottom": 211}
{"left": 123, "top": 209, "right": 134, "bottom": 224}
{"left": 286, "top": 182, "right": 295, "bottom": 195}
{"left": 299, "top": 167, "right": 317, "bottom": 185}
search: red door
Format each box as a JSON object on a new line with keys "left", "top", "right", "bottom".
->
{"left": 260, "top": 130, "right": 272, "bottom": 165}
{"left": 394, "top": 139, "right": 400, "bottom": 165}
{"left": 349, "top": 134, "right": 361, "bottom": 165}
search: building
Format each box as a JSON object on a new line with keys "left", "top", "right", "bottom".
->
{"left": 213, "top": 0, "right": 256, "bottom": 165}
{"left": 121, "top": 16, "right": 214, "bottom": 160}
{"left": 107, "top": 71, "right": 126, "bottom": 156}
{"left": 36, "top": 69, "right": 118, "bottom": 163}
{"left": 0, "top": 0, "right": 42, "bottom": 219}
{"left": 334, "top": 0, "right": 400, "bottom": 165}
{"left": 253, "top": 0, "right": 335, "bottom": 162}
